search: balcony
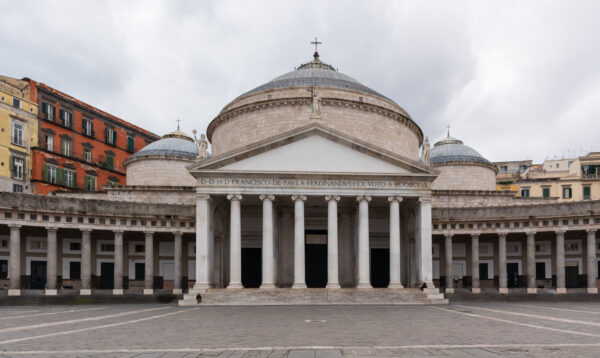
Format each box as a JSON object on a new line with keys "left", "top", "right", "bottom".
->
{"left": 38, "top": 144, "right": 125, "bottom": 174}
{"left": 582, "top": 172, "right": 600, "bottom": 180}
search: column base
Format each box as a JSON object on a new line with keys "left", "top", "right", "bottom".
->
{"left": 326, "top": 283, "right": 341, "bottom": 289}
{"left": 45, "top": 289, "right": 58, "bottom": 296}
{"left": 259, "top": 283, "right": 276, "bottom": 289}
{"left": 193, "top": 282, "right": 210, "bottom": 290}
{"left": 471, "top": 288, "right": 481, "bottom": 294}
{"left": 80, "top": 289, "right": 92, "bottom": 296}
{"left": 143, "top": 289, "right": 154, "bottom": 295}
{"left": 292, "top": 283, "right": 307, "bottom": 289}
{"left": 112, "top": 289, "right": 124, "bottom": 295}
{"left": 556, "top": 288, "right": 567, "bottom": 294}
{"left": 587, "top": 287, "right": 598, "bottom": 294}
{"left": 527, "top": 288, "right": 537, "bottom": 294}
{"left": 388, "top": 282, "right": 404, "bottom": 289}
{"left": 8, "top": 289, "right": 21, "bottom": 296}
{"left": 357, "top": 283, "right": 372, "bottom": 289}
{"left": 227, "top": 282, "right": 243, "bottom": 289}
{"left": 173, "top": 288, "right": 183, "bottom": 295}
{"left": 499, "top": 287, "right": 508, "bottom": 294}
{"left": 445, "top": 288, "right": 455, "bottom": 294}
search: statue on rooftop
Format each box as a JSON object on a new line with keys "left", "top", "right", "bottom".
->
{"left": 421, "top": 136, "right": 430, "bottom": 164}
{"left": 198, "top": 133, "right": 209, "bottom": 160}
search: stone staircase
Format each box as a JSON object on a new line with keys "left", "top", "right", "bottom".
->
{"left": 178, "top": 287, "right": 448, "bottom": 306}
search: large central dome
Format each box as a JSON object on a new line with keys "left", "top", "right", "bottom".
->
{"left": 207, "top": 52, "right": 423, "bottom": 160}
{"left": 238, "top": 52, "right": 392, "bottom": 102}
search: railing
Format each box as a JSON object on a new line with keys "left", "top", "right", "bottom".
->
{"left": 38, "top": 144, "right": 125, "bottom": 173}
{"left": 582, "top": 171, "right": 600, "bottom": 179}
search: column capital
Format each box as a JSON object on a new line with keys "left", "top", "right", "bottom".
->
{"left": 356, "top": 195, "right": 371, "bottom": 203}
{"left": 46, "top": 227, "right": 58, "bottom": 233}
{"left": 387, "top": 196, "right": 403, "bottom": 203}
{"left": 525, "top": 230, "right": 537, "bottom": 237}
{"left": 325, "top": 195, "right": 340, "bottom": 202}
{"left": 291, "top": 195, "right": 307, "bottom": 202}
{"left": 174, "top": 231, "right": 183, "bottom": 238}
{"left": 113, "top": 229, "right": 124, "bottom": 234}
{"left": 418, "top": 196, "right": 433, "bottom": 203}
{"left": 497, "top": 231, "right": 508, "bottom": 238}
{"left": 195, "top": 193, "right": 211, "bottom": 201}
{"left": 471, "top": 232, "right": 481, "bottom": 239}
{"left": 555, "top": 228, "right": 567, "bottom": 236}
{"left": 259, "top": 194, "right": 275, "bottom": 202}
{"left": 144, "top": 231, "right": 154, "bottom": 237}
{"left": 80, "top": 228, "right": 92, "bottom": 234}
{"left": 227, "top": 194, "right": 243, "bottom": 201}
{"left": 8, "top": 223, "right": 21, "bottom": 229}
{"left": 586, "top": 228, "right": 597, "bottom": 234}
{"left": 443, "top": 231, "right": 453, "bottom": 239}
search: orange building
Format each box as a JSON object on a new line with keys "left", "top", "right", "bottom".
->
{"left": 29, "top": 80, "right": 159, "bottom": 194}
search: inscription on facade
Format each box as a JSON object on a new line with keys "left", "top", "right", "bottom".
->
{"left": 198, "top": 178, "right": 425, "bottom": 189}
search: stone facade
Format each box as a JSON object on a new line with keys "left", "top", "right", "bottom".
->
{"left": 126, "top": 157, "right": 196, "bottom": 186}
{"left": 431, "top": 163, "right": 497, "bottom": 191}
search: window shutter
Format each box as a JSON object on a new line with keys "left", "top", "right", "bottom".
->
{"left": 9, "top": 155, "right": 14, "bottom": 179}
{"left": 91, "top": 122, "right": 94, "bottom": 136}
{"left": 105, "top": 128, "right": 109, "bottom": 142}
{"left": 43, "top": 164, "right": 49, "bottom": 182}
{"left": 113, "top": 130, "right": 117, "bottom": 145}
{"left": 57, "top": 168, "right": 64, "bottom": 186}
{"left": 72, "top": 171, "right": 77, "bottom": 189}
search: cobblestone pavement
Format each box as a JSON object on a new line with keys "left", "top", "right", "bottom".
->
{"left": 1, "top": 302, "right": 600, "bottom": 356}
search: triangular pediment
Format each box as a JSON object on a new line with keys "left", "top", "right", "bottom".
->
{"left": 188, "top": 123, "right": 438, "bottom": 177}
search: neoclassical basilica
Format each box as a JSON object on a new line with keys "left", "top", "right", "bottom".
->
{"left": 1, "top": 51, "right": 599, "bottom": 304}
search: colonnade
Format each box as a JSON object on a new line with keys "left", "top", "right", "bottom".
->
{"left": 5, "top": 224, "right": 185, "bottom": 296}
{"left": 442, "top": 229, "right": 599, "bottom": 294}
{"left": 194, "top": 193, "right": 434, "bottom": 290}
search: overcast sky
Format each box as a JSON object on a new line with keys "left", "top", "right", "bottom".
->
{"left": 2, "top": 0, "right": 599, "bottom": 162}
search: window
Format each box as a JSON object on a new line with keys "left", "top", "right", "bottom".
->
{"left": 12, "top": 157, "right": 24, "bottom": 180}
{"left": 83, "top": 119, "right": 94, "bottom": 137}
{"left": 584, "top": 186, "right": 591, "bottom": 200}
{"left": 565, "top": 241, "right": 580, "bottom": 254}
{"left": 61, "top": 140, "right": 71, "bottom": 156}
{"left": 499, "top": 166, "right": 508, "bottom": 174}
{"left": 43, "top": 164, "right": 58, "bottom": 184}
{"left": 12, "top": 184, "right": 23, "bottom": 193}
{"left": 521, "top": 188, "right": 530, "bottom": 197}
{"left": 42, "top": 102, "right": 55, "bottom": 121}
{"left": 542, "top": 187, "right": 550, "bottom": 198}
{"left": 135, "top": 244, "right": 144, "bottom": 253}
{"left": 84, "top": 175, "right": 97, "bottom": 191}
{"left": 536, "top": 262, "right": 546, "bottom": 280}
{"left": 100, "top": 243, "right": 115, "bottom": 252}
{"left": 44, "top": 134, "right": 54, "bottom": 152}
{"left": 69, "top": 261, "right": 81, "bottom": 280}
{"left": 64, "top": 169, "right": 75, "bottom": 188}
{"left": 127, "top": 136, "right": 135, "bottom": 152}
{"left": 11, "top": 121, "right": 24, "bottom": 146}
{"left": 12, "top": 98, "right": 20, "bottom": 109}
{"left": 519, "top": 165, "right": 527, "bottom": 172}
{"left": 106, "top": 155, "right": 114, "bottom": 170}
{"left": 83, "top": 148, "right": 92, "bottom": 163}
{"left": 0, "top": 239, "right": 7, "bottom": 248}
{"left": 69, "top": 242, "right": 81, "bottom": 251}
{"left": 31, "top": 239, "right": 47, "bottom": 250}
{"left": 562, "top": 187, "right": 572, "bottom": 199}
{"left": 0, "top": 260, "right": 7, "bottom": 279}
{"left": 106, "top": 128, "right": 116, "bottom": 145}
{"left": 60, "top": 109, "right": 72, "bottom": 128}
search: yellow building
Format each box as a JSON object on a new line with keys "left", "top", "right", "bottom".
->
{"left": 0, "top": 76, "right": 38, "bottom": 193}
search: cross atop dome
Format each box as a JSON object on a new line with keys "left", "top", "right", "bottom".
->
{"left": 310, "top": 37, "right": 322, "bottom": 62}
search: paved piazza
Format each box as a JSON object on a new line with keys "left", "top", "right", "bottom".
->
{"left": 1, "top": 303, "right": 600, "bottom": 357}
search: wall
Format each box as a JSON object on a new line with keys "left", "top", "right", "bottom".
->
{"left": 431, "top": 164, "right": 496, "bottom": 191}
{"left": 126, "top": 158, "right": 196, "bottom": 186}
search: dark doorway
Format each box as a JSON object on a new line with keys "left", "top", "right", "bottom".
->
{"left": 69, "top": 261, "right": 81, "bottom": 280}
{"left": 306, "top": 230, "right": 327, "bottom": 288}
{"left": 100, "top": 262, "right": 114, "bottom": 289}
{"left": 507, "top": 263, "right": 519, "bottom": 288}
{"left": 566, "top": 266, "right": 579, "bottom": 288}
{"left": 479, "top": 263, "right": 489, "bottom": 280}
{"left": 535, "top": 262, "right": 546, "bottom": 280}
{"left": 370, "top": 249, "right": 389, "bottom": 288}
{"left": 0, "top": 260, "right": 7, "bottom": 279}
{"left": 30, "top": 261, "right": 47, "bottom": 289}
{"left": 135, "top": 262, "right": 145, "bottom": 280}
{"left": 242, "top": 248, "right": 261, "bottom": 288}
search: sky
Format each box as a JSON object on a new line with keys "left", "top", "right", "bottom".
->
{"left": 1, "top": 0, "right": 599, "bottom": 163}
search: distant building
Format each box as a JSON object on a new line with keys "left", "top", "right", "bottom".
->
{"left": 494, "top": 160, "right": 532, "bottom": 193}
{"left": 0, "top": 76, "right": 39, "bottom": 193}
{"left": 31, "top": 81, "right": 159, "bottom": 194}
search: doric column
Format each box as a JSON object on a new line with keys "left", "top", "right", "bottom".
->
{"left": 113, "top": 230, "right": 124, "bottom": 295}
{"left": 471, "top": 233, "right": 480, "bottom": 294}
{"left": 326, "top": 195, "right": 340, "bottom": 288}
{"left": 144, "top": 231, "right": 154, "bottom": 294}
{"left": 444, "top": 232, "right": 454, "bottom": 293}
{"left": 417, "top": 197, "right": 434, "bottom": 286}
{"left": 357, "top": 195, "right": 372, "bottom": 289}
{"left": 498, "top": 232, "right": 508, "bottom": 293}
{"left": 587, "top": 229, "right": 597, "bottom": 294}
{"left": 292, "top": 195, "right": 307, "bottom": 289}
{"left": 526, "top": 231, "right": 537, "bottom": 294}
{"left": 228, "top": 194, "right": 243, "bottom": 289}
{"left": 194, "top": 193, "right": 213, "bottom": 290}
{"left": 8, "top": 224, "right": 21, "bottom": 296}
{"left": 173, "top": 232, "right": 183, "bottom": 294}
{"left": 260, "top": 194, "right": 275, "bottom": 289}
{"left": 80, "top": 229, "right": 92, "bottom": 295}
{"left": 388, "top": 196, "right": 403, "bottom": 288}
{"left": 555, "top": 230, "right": 566, "bottom": 294}
{"left": 46, "top": 227, "right": 58, "bottom": 295}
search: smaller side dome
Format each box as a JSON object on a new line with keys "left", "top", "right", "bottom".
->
{"left": 430, "top": 133, "right": 491, "bottom": 165}
{"left": 127, "top": 129, "right": 198, "bottom": 161}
